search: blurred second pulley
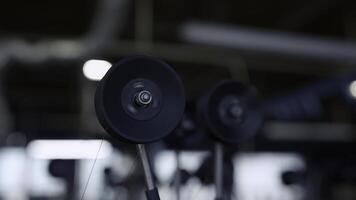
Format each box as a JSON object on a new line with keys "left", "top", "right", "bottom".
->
{"left": 197, "top": 80, "right": 263, "bottom": 144}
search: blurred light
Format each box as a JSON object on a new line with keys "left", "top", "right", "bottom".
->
{"left": 180, "top": 151, "right": 208, "bottom": 171}
{"left": 235, "top": 153, "right": 305, "bottom": 200}
{"left": 154, "top": 151, "right": 208, "bottom": 182}
{"left": 0, "top": 148, "right": 27, "bottom": 198}
{"left": 154, "top": 151, "right": 176, "bottom": 182}
{"left": 83, "top": 59, "right": 112, "bottom": 81}
{"left": 27, "top": 140, "right": 113, "bottom": 159}
{"left": 349, "top": 80, "right": 356, "bottom": 98}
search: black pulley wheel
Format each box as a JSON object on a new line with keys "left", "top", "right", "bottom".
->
{"left": 197, "top": 80, "right": 263, "bottom": 144}
{"left": 95, "top": 56, "right": 185, "bottom": 144}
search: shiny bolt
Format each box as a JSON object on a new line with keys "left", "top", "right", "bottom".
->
{"left": 228, "top": 104, "right": 244, "bottom": 119}
{"left": 135, "top": 90, "right": 153, "bottom": 106}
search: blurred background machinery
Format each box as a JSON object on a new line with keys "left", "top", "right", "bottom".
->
{"left": 1, "top": 0, "right": 356, "bottom": 199}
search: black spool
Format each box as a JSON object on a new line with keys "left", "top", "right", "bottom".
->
{"left": 197, "top": 80, "right": 263, "bottom": 144}
{"left": 95, "top": 56, "right": 185, "bottom": 144}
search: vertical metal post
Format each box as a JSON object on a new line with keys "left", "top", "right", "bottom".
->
{"left": 137, "top": 144, "right": 155, "bottom": 190}
{"left": 214, "top": 142, "right": 223, "bottom": 200}
{"left": 174, "top": 151, "right": 181, "bottom": 200}
{"left": 135, "top": 0, "right": 153, "bottom": 46}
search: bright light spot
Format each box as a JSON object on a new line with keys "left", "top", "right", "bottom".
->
{"left": 180, "top": 151, "right": 208, "bottom": 171}
{"left": 27, "top": 140, "right": 113, "bottom": 160}
{"left": 0, "top": 148, "right": 27, "bottom": 197}
{"left": 235, "top": 153, "right": 305, "bottom": 200}
{"left": 83, "top": 59, "right": 112, "bottom": 81}
{"left": 154, "top": 151, "right": 176, "bottom": 182}
{"left": 154, "top": 150, "right": 209, "bottom": 182}
{"left": 349, "top": 80, "right": 356, "bottom": 98}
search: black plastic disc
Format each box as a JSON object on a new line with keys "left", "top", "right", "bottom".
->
{"left": 95, "top": 56, "right": 185, "bottom": 144}
{"left": 197, "top": 80, "right": 263, "bottom": 144}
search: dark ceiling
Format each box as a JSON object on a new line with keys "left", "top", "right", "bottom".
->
{"left": 1, "top": 0, "right": 356, "bottom": 38}
{"left": 0, "top": 0, "right": 355, "bottom": 143}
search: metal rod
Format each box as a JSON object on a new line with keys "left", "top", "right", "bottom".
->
{"left": 174, "top": 150, "right": 181, "bottom": 200}
{"left": 135, "top": 0, "right": 153, "bottom": 43}
{"left": 180, "top": 21, "right": 356, "bottom": 63}
{"left": 137, "top": 144, "right": 155, "bottom": 190}
{"left": 214, "top": 142, "right": 223, "bottom": 200}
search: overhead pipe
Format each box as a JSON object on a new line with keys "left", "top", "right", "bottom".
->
{"left": 180, "top": 21, "right": 356, "bottom": 64}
